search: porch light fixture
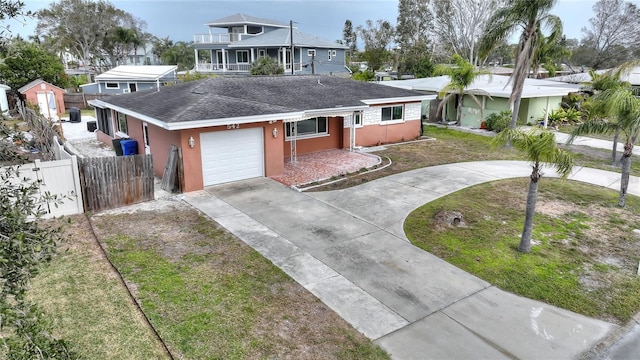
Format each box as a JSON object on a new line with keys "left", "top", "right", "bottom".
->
{"left": 188, "top": 136, "right": 196, "bottom": 148}
{"left": 272, "top": 128, "right": 278, "bottom": 138}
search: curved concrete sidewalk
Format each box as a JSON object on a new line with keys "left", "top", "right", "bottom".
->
{"left": 186, "top": 161, "right": 638, "bottom": 359}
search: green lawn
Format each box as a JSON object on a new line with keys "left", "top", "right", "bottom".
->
{"left": 90, "top": 207, "right": 388, "bottom": 360}
{"left": 28, "top": 216, "right": 169, "bottom": 359}
{"left": 405, "top": 178, "right": 640, "bottom": 324}
{"left": 316, "top": 125, "right": 640, "bottom": 191}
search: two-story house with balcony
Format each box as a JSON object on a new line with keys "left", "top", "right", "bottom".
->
{"left": 193, "top": 13, "right": 349, "bottom": 75}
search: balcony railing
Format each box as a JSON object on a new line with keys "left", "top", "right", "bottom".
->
{"left": 193, "top": 33, "right": 256, "bottom": 44}
{"left": 195, "top": 62, "right": 301, "bottom": 73}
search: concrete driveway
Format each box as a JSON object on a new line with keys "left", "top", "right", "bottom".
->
{"left": 186, "top": 160, "right": 638, "bottom": 359}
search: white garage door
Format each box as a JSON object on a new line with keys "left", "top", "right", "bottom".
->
{"left": 200, "top": 128, "right": 264, "bottom": 186}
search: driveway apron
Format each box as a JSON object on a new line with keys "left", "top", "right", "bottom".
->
{"left": 186, "top": 160, "right": 628, "bottom": 359}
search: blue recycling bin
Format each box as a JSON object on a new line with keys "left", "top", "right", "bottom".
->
{"left": 120, "top": 139, "right": 138, "bottom": 156}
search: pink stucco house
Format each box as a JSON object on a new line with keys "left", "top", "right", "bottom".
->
{"left": 89, "top": 75, "right": 434, "bottom": 192}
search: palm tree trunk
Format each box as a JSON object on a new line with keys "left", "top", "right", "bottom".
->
{"left": 611, "top": 128, "right": 620, "bottom": 166}
{"left": 618, "top": 143, "right": 633, "bottom": 207}
{"left": 510, "top": 96, "right": 522, "bottom": 129}
{"left": 519, "top": 178, "right": 539, "bottom": 253}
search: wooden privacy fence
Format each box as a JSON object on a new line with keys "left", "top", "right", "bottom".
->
{"left": 78, "top": 155, "right": 154, "bottom": 212}
{"left": 63, "top": 93, "right": 110, "bottom": 110}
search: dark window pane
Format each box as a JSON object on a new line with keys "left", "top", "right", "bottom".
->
{"left": 317, "top": 117, "right": 327, "bottom": 133}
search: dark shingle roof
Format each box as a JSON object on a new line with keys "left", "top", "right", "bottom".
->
{"left": 229, "top": 28, "right": 347, "bottom": 49}
{"left": 205, "top": 13, "right": 288, "bottom": 28}
{"left": 101, "top": 76, "right": 426, "bottom": 123}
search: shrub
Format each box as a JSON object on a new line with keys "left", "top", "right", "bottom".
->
{"left": 545, "top": 108, "right": 583, "bottom": 127}
{"left": 249, "top": 57, "right": 284, "bottom": 75}
{"left": 484, "top": 111, "right": 511, "bottom": 132}
{"left": 352, "top": 70, "right": 375, "bottom": 81}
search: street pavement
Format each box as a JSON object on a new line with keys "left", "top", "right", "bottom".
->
{"left": 185, "top": 160, "right": 640, "bottom": 359}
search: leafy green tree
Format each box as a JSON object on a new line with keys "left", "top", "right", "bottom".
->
{"left": 480, "top": 0, "right": 563, "bottom": 129}
{"left": 531, "top": 34, "right": 571, "bottom": 78}
{"left": 249, "top": 56, "right": 284, "bottom": 75}
{"left": 0, "top": 40, "right": 67, "bottom": 90}
{"left": 159, "top": 41, "right": 195, "bottom": 71}
{"left": 583, "top": 69, "right": 631, "bottom": 165}
{"left": 434, "top": 54, "right": 488, "bottom": 124}
{"left": 493, "top": 128, "right": 573, "bottom": 253}
{"left": 342, "top": 20, "right": 357, "bottom": 59}
{"left": 569, "top": 66, "right": 640, "bottom": 207}
{"left": 0, "top": 123, "right": 75, "bottom": 358}
{"left": 36, "top": 0, "right": 138, "bottom": 71}
{"left": 396, "top": 0, "right": 432, "bottom": 70}
{"left": 356, "top": 19, "right": 394, "bottom": 71}
{"left": 409, "top": 56, "right": 435, "bottom": 78}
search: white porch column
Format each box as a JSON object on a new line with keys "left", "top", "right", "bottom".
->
{"left": 250, "top": 48, "right": 255, "bottom": 63}
{"left": 543, "top": 96, "right": 550, "bottom": 129}
{"left": 222, "top": 49, "right": 227, "bottom": 71}
{"left": 210, "top": 49, "right": 214, "bottom": 69}
{"left": 194, "top": 48, "right": 199, "bottom": 71}
{"left": 350, "top": 113, "right": 356, "bottom": 151}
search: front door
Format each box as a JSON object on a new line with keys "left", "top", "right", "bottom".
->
{"left": 216, "top": 50, "right": 228, "bottom": 70}
{"left": 142, "top": 122, "right": 151, "bottom": 154}
{"left": 128, "top": 83, "right": 137, "bottom": 93}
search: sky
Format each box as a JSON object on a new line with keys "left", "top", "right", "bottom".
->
{"left": 7, "top": 0, "right": 640, "bottom": 46}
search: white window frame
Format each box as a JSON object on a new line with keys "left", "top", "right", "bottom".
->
{"left": 307, "top": 49, "right": 316, "bottom": 57}
{"left": 116, "top": 111, "right": 128, "bottom": 136}
{"left": 236, "top": 50, "right": 249, "bottom": 63}
{"left": 332, "top": 50, "right": 337, "bottom": 56}
{"left": 285, "top": 117, "right": 328, "bottom": 139}
{"left": 328, "top": 49, "right": 332, "bottom": 61}
{"left": 105, "top": 82, "right": 119, "bottom": 89}
{"left": 381, "top": 105, "right": 404, "bottom": 123}
{"left": 258, "top": 49, "right": 266, "bottom": 58}
{"left": 353, "top": 112, "right": 363, "bottom": 128}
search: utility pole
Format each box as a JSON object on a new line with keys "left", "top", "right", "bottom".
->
{"left": 311, "top": 52, "right": 315, "bottom": 75}
{"left": 290, "top": 20, "right": 294, "bottom": 75}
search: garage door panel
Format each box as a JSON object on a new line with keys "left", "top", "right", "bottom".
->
{"left": 200, "top": 128, "right": 264, "bottom": 185}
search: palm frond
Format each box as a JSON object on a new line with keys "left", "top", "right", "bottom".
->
{"left": 493, "top": 127, "right": 572, "bottom": 178}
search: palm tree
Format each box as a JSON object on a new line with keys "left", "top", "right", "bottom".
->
{"left": 569, "top": 86, "right": 640, "bottom": 208}
{"left": 582, "top": 69, "right": 631, "bottom": 166}
{"left": 434, "top": 54, "right": 488, "bottom": 124}
{"left": 530, "top": 32, "right": 570, "bottom": 78}
{"left": 492, "top": 128, "right": 573, "bottom": 253}
{"left": 479, "top": 0, "right": 562, "bottom": 129}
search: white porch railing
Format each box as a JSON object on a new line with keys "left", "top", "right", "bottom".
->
{"left": 193, "top": 33, "right": 257, "bottom": 44}
{"left": 195, "top": 61, "right": 301, "bottom": 73}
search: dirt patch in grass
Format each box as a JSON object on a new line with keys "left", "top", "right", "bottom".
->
{"left": 405, "top": 178, "right": 640, "bottom": 324}
{"left": 90, "top": 205, "right": 387, "bottom": 360}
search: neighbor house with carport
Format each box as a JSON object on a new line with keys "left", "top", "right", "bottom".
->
{"left": 88, "top": 76, "right": 434, "bottom": 191}
{"left": 80, "top": 65, "right": 178, "bottom": 95}
{"left": 379, "top": 74, "right": 580, "bottom": 128}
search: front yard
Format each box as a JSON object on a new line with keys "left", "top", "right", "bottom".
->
{"left": 29, "top": 204, "right": 388, "bottom": 359}
{"left": 316, "top": 125, "right": 640, "bottom": 191}
{"left": 405, "top": 178, "right": 640, "bottom": 325}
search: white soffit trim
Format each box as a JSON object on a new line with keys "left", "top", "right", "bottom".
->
{"left": 89, "top": 99, "right": 305, "bottom": 130}
{"left": 361, "top": 95, "right": 436, "bottom": 105}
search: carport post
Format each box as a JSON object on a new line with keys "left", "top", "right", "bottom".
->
{"left": 290, "top": 121, "right": 297, "bottom": 163}
{"left": 543, "top": 96, "right": 550, "bottom": 129}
